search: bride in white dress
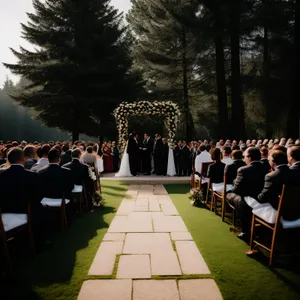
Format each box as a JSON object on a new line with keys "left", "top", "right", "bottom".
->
{"left": 115, "top": 142, "right": 132, "bottom": 177}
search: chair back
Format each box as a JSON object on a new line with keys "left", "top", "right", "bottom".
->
{"left": 201, "top": 162, "right": 213, "bottom": 178}
{"left": 191, "top": 168, "right": 195, "bottom": 188}
{"left": 222, "top": 172, "right": 227, "bottom": 195}
{"left": 277, "top": 185, "right": 300, "bottom": 222}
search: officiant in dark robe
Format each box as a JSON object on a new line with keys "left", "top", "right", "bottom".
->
{"left": 154, "top": 134, "right": 164, "bottom": 175}
{"left": 127, "top": 132, "right": 140, "bottom": 176}
{"left": 141, "top": 133, "right": 154, "bottom": 175}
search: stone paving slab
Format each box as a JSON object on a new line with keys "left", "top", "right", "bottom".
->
{"left": 103, "top": 233, "right": 125, "bottom": 242}
{"left": 88, "top": 242, "right": 123, "bottom": 275}
{"left": 151, "top": 250, "right": 182, "bottom": 276}
{"left": 78, "top": 280, "right": 132, "bottom": 300}
{"left": 178, "top": 279, "right": 223, "bottom": 300}
{"left": 149, "top": 198, "right": 161, "bottom": 211}
{"left": 153, "top": 215, "right": 188, "bottom": 232}
{"left": 108, "top": 213, "right": 153, "bottom": 233}
{"left": 117, "top": 201, "right": 136, "bottom": 215}
{"left": 171, "top": 232, "right": 193, "bottom": 241}
{"left": 176, "top": 241, "right": 210, "bottom": 274}
{"left": 117, "top": 255, "right": 151, "bottom": 279}
{"left": 161, "top": 203, "right": 179, "bottom": 215}
{"left": 133, "top": 280, "right": 180, "bottom": 300}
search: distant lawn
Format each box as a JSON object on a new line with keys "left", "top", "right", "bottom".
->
{"left": 2, "top": 180, "right": 127, "bottom": 300}
{"left": 166, "top": 184, "right": 300, "bottom": 300}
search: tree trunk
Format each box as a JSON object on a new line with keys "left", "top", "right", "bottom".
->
{"left": 182, "top": 28, "right": 195, "bottom": 141}
{"left": 286, "top": 0, "right": 300, "bottom": 138}
{"left": 262, "top": 0, "right": 273, "bottom": 138}
{"left": 214, "top": 35, "right": 229, "bottom": 138}
{"left": 229, "top": 4, "right": 246, "bottom": 139}
{"left": 72, "top": 131, "right": 79, "bottom": 143}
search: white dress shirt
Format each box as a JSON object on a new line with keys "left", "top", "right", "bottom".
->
{"left": 195, "top": 150, "right": 212, "bottom": 174}
{"left": 31, "top": 157, "right": 49, "bottom": 172}
{"left": 222, "top": 156, "right": 233, "bottom": 166}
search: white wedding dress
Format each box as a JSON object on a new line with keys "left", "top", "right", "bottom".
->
{"left": 167, "top": 148, "right": 176, "bottom": 176}
{"left": 115, "top": 145, "right": 132, "bottom": 177}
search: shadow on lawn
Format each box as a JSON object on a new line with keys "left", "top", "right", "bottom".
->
{"left": 1, "top": 205, "right": 115, "bottom": 299}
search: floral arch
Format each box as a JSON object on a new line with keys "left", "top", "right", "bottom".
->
{"left": 113, "top": 101, "right": 181, "bottom": 153}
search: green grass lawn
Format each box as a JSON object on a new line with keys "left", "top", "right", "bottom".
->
{"left": 166, "top": 184, "right": 300, "bottom": 300}
{"left": 2, "top": 180, "right": 127, "bottom": 300}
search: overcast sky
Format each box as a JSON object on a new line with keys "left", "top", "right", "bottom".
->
{"left": 0, "top": 0, "right": 131, "bottom": 87}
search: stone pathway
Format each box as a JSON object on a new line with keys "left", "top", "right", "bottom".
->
{"left": 78, "top": 185, "right": 223, "bottom": 300}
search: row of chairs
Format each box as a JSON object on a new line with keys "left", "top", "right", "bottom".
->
{"left": 0, "top": 162, "right": 101, "bottom": 266}
{"left": 191, "top": 163, "right": 300, "bottom": 265}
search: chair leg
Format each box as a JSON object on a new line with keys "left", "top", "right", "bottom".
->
{"left": 1, "top": 231, "right": 10, "bottom": 267}
{"left": 221, "top": 196, "right": 226, "bottom": 222}
{"left": 232, "top": 208, "right": 235, "bottom": 228}
{"left": 206, "top": 186, "right": 210, "bottom": 204}
{"left": 249, "top": 214, "right": 255, "bottom": 250}
{"left": 269, "top": 228, "right": 278, "bottom": 266}
{"left": 27, "top": 224, "right": 35, "bottom": 254}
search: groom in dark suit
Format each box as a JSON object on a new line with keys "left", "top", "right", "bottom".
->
{"left": 141, "top": 133, "right": 154, "bottom": 175}
{"left": 127, "top": 132, "right": 140, "bottom": 176}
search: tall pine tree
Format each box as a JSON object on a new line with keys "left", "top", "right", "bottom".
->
{"left": 4, "top": 0, "right": 137, "bottom": 141}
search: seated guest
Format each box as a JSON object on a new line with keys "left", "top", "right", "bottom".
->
{"left": 226, "top": 147, "right": 268, "bottom": 240}
{"left": 60, "top": 143, "right": 72, "bottom": 166}
{"left": 273, "top": 144, "right": 287, "bottom": 154}
{"left": 194, "top": 143, "right": 212, "bottom": 176}
{"left": 221, "top": 146, "right": 233, "bottom": 166}
{"left": 24, "top": 145, "right": 38, "bottom": 170}
{"left": 0, "top": 147, "right": 37, "bottom": 213}
{"left": 260, "top": 146, "right": 270, "bottom": 173}
{"left": 31, "top": 144, "right": 51, "bottom": 172}
{"left": 256, "top": 150, "right": 289, "bottom": 209}
{"left": 288, "top": 146, "right": 300, "bottom": 176}
{"left": 295, "top": 139, "right": 300, "bottom": 146}
{"left": 81, "top": 146, "right": 99, "bottom": 174}
{"left": 37, "top": 149, "right": 74, "bottom": 201}
{"left": 225, "top": 150, "right": 246, "bottom": 185}
{"left": 208, "top": 148, "right": 225, "bottom": 191}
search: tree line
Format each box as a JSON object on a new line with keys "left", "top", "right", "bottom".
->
{"left": 3, "top": 0, "right": 300, "bottom": 141}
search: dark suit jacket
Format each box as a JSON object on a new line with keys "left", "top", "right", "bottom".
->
{"left": 208, "top": 162, "right": 225, "bottom": 183}
{"left": 0, "top": 165, "right": 38, "bottom": 213}
{"left": 127, "top": 137, "right": 139, "bottom": 157}
{"left": 37, "top": 164, "right": 74, "bottom": 200}
{"left": 261, "top": 158, "right": 271, "bottom": 174}
{"left": 60, "top": 150, "right": 72, "bottom": 166}
{"left": 225, "top": 159, "right": 246, "bottom": 184}
{"left": 63, "top": 159, "right": 90, "bottom": 185}
{"left": 24, "top": 158, "right": 38, "bottom": 170}
{"left": 143, "top": 138, "right": 154, "bottom": 157}
{"left": 257, "top": 165, "right": 290, "bottom": 209}
{"left": 289, "top": 161, "right": 300, "bottom": 183}
{"left": 231, "top": 161, "right": 268, "bottom": 198}
{"left": 154, "top": 138, "right": 164, "bottom": 157}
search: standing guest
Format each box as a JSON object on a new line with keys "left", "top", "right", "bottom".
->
{"left": 154, "top": 134, "right": 164, "bottom": 175}
{"left": 92, "top": 144, "right": 104, "bottom": 174}
{"left": 260, "top": 146, "right": 270, "bottom": 173}
{"left": 60, "top": 143, "right": 72, "bottom": 166}
{"left": 174, "top": 141, "right": 183, "bottom": 175}
{"left": 225, "top": 150, "right": 246, "bottom": 185}
{"left": 111, "top": 141, "right": 120, "bottom": 172}
{"left": 81, "top": 146, "right": 99, "bottom": 174}
{"left": 31, "top": 144, "right": 51, "bottom": 172}
{"left": 180, "top": 141, "right": 191, "bottom": 176}
{"left": 127, "top": 132, "right": 140, "bottom": 176}
{"left": 222, "top": 146, "right": 233, "bottom": 166}
{"left": 140, "top": 133, "right": 154, "bottom": 175}
{"left": 102, "top": 144, "right": 114, "bottom": 173}
{"left": 162, "top": 138, "right": 169, "bottom": 175}
{"left": 24, "top": 145, "right": 38, "bottom": 170}
{"left": 226, "top": 147, "right": 268, "bottom": 240}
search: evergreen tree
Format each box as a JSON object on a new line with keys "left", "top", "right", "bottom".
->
{"left": 127, "top": 0, "right": 197, "bottom": 140}
{"left": 4, "top": 0, "right": 137, "bottom": 142}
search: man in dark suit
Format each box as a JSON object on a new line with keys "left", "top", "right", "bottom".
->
{"left": 141, "top": 133, "right": 154, "bottom": 175}
{"left": 63, "top": 148, "right": 93, "bottom": 209}
{"left": 154, "top": 134, "right": 164, "bottom": 175}
{"left": 38, "top": 149, "right": 74, "bottom": 201}
{"left": 225, "top": 150, "right": 246, "bottom": 184}
{"left": 127, "top": 132, "right": 140, "bottom": 176}
{"left": 181, "top": 141, "right": 191, "bottom": 176}
{"left": 162, "top": 138, "right": 169, "bottom": 175}
{"left": 257, "top": 150, "right": 289, "bottom": 210}
{"left": 287, "top": 146, "right": 300, "bottom": 178}
{"left": 226, "top": 147, "right": 268, "bottom": 239}
{"left": 0, "top": 147, "right": 37, "bottom": 214}
{"left": 260, "top": 146, "right": 271, "bottom": 174}
{"left": 60, "top": 143, "right": 72, "bottom": 166}
{"left": 112, "top": 141, "right": 120, "bottom": 172}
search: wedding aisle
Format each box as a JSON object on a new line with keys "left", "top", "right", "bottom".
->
{"left": 77, "top": 184, "right": 223, "bottom": 300}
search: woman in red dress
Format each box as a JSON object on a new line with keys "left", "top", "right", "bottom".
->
{"left": 103, "top": 145, "right": 114, "bottom": 173}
